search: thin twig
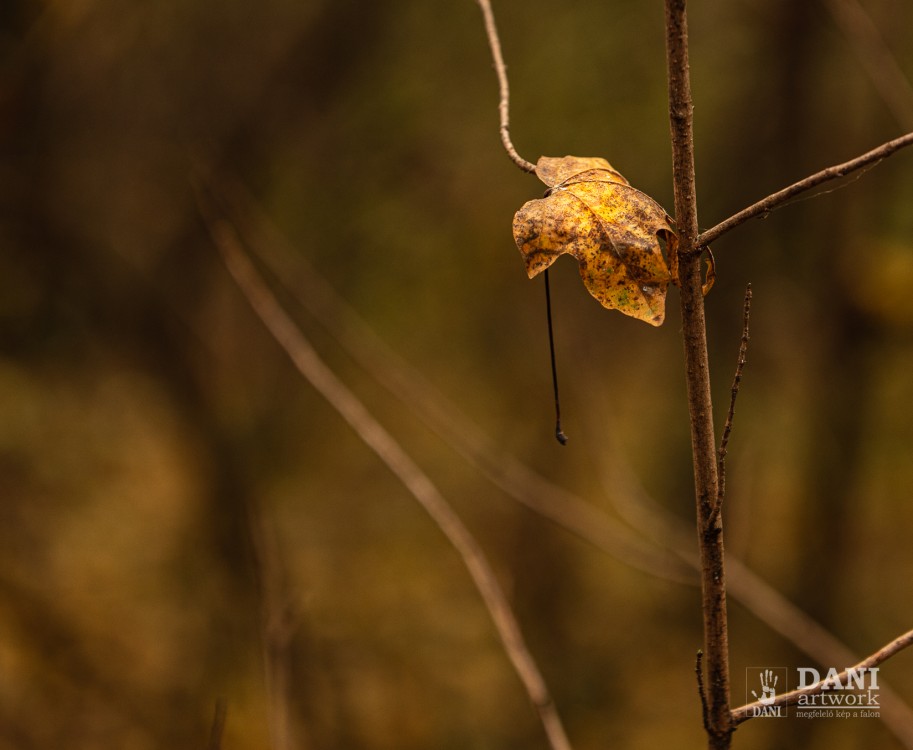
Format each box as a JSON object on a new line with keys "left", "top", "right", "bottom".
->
{"left": 601, "top": 436, "right": 913, "bottom": 747}
{"left": 196, "top": 201, "right": 573, "bottom": 750}
{"left": 698, "top": 131, "right": 913, "bottom": 247}
{"left": 474, "top": 0, "right": 536, "bottom": 173}
{"left": 208, "top": 178, "right": 913, "bottom": 750}
{"left": 664, "top": 1, "right": 733, "bottom": 747}
{"left": 204, "top": 172, "right": 913, "bottom": 746}
{"left": 212, "top": 172, "right": 696, "bottom": 586}
{"left": 731, "top": 628, "right": 913, "bottom": 725}
{"left": 714, "top": 284, "right": 752, "bottom": 521}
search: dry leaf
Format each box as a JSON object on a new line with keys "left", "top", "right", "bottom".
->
{"left": 512, "top": 155, "right": 678, "bottom": 326}
{"left": 703, "top": 247, "right": 716, "bottom": 296}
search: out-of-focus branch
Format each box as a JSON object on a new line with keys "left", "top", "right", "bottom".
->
{"left": 474, "top": 0, "right": 536, "bottom": 173}
{"left": 207, "top": 699, "right": 227, "bottom": 750}
{"left": 599, "top": 439, "right": 913, "bottom": 747}
{"left": 700, "top": 3, "right": 913, "bottom": 249}
{"left": 244, "top": 493, "right": 301, "bottom": 750}
{"left": 698, "top": 131, "right": 913, "bottom": 248}
{"left": 731, "top": 628, "right": 913, "bottom": 725}
{"left": 195, "top": 195, "right": 573, "bottom": 750}
{"left": 824, "top": 0, "right": 913, "bottom": 130}
{"left": 199, "top": 171, "right": 913, "bottom": 747}
{"left": 213, "top": 175, "right": 696, "bottom": 587}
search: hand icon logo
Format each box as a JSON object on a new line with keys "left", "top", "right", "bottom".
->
{"left": 751, "top": 669, "right": 778, "bottom": 705}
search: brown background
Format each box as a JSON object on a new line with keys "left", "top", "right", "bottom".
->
{"left": 1, "top": 1, "right": 912, "bottom": 748}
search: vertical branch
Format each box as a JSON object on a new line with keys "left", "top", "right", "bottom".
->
{"left": 663, "top": 2, "right": 733, "bottom": 748}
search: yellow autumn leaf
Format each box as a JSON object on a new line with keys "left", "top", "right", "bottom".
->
{"left": 512, "top": 155, "right": 678, "bottom": 326}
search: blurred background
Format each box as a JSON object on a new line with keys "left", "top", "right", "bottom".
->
{"left": 2, "top": 1, "right": 913, "bottom": 748}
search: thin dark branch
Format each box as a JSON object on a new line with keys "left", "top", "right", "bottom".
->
{"left": 204, "top": 171, "right": 913, "bottom": 746}
{"left": 195, "top": 197, "right": 573, "bottom": 750}
{"left": 698, "top": 131, "right": 913, "bottom": 247}
{"left": 714, "top": 284, "right": 752, "bottom": 521}
{"left": 601, "top": 443, "right": 913, "bottom": 743}
{"left": 731, "top": 628, "right": 913, "bottom": 725}
{"left": 474, "top": 0, "right": 536, "bottom": 173}
{"left": 664, "top": 1, "right": 732, "bottom": 747}
{"left": 210, "top": 172, "right": 696, "bottom": 584}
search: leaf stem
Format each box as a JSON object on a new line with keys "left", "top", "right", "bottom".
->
{"left": 199, "top": 204, "right": 572, "bottom": 750}
{"left": 544, "top": 270, "right": 568, "bottom": 445}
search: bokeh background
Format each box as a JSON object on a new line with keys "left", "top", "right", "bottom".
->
{"left": 2, "top": 1, "right": 913, "bottom": 748}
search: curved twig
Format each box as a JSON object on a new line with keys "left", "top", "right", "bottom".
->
{"left": 196, "top": 196, "right": 572, "bottom": 750}
{"left": 698, "top": 131, "right": 913, "bottom": 247}
{"left": 207, "top": 173, "right": 694, "bottom": 585}
{"left": 604, "top": 450, "right": 913, "bottom": 746}
{"left": 204, "top": 170, "right": 913, "bottom": 746}
{"left": 475, "top": 0, "right": 536, "bottom": 173}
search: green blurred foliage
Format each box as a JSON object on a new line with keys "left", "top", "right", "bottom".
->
{"left": 1, "top": 1, "right": 912, "bottom": 748}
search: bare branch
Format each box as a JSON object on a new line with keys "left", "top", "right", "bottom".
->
{"left": 195, "top": 197, "right": 573, "bottom": 750}
{"left": 714, "top": 284, "right": 752, "bottom": 520}
{"left": 211, "top": 173, "right": 695, "bottom": 586}
{"left": 600, "top": 445, "right": 913, "bottom": 746}
{"left": 202, "top": 172, "right": 913, "bottom": 747}
{"left": 731, "top": 628, "right": 913, "bottom": 725}
{"left": 474, "top": 0, "right": 536, "bottom": 173}
{"left": 664, "top": 1, "right": 732, "bottom": 746}
{"left": 698, "top": 131, "right": 913, "bottom": 247}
